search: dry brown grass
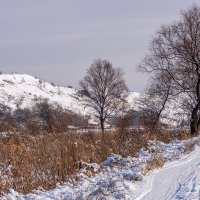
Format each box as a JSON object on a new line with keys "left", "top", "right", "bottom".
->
{"left": 143, "top": 130, "right": 191, "bottom": 144}
{"left": 142, "top": 154, "right": 165, "bottom": 175}
{"left": 183, "top": 142, "right": 196, "bottom": 154}
{"left": 0, "top": 129, "right": 190, "bottom": 195}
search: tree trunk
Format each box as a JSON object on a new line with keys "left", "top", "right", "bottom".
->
{"left": 100, "top": 118, "right": 104, "bottom": 132}
{"left": 190, "top": 103, "right": 200, "bottom": 136}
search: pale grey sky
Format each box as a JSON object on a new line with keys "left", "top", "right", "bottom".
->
{"left": 0, "top": 0, "right": 199, "bottom": 92}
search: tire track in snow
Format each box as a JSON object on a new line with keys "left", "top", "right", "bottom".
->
{"left": 136, "top": 147, "right": 200, "bottom": 200}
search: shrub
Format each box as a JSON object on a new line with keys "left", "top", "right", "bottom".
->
{"left": 142, "top": 154, "right": 165, "bottom": 175}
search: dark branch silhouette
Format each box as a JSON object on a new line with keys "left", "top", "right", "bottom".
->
{"left": 138, "top": 5, "right": 200, "bottom": 136}
{"left": 80, "top": 59, "right": 128, "bottom": 131}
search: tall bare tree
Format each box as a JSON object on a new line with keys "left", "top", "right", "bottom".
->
{"left": 138, "top": 82, "right": 171, "bottom": 132}
{"left": 80, "top": 59, "right": 128, "bottom": 131}
{"left": 139, "top": 5, "right": 200, "bottom": 136}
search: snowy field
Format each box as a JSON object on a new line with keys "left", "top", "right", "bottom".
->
{"left": 3, "top": 137, "right": 200, "bottom": 200}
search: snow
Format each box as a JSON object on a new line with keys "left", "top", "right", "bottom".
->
{"left": 0, "top": 74, "right": 83, "bottom": 112}
{"left": 139, "top": 146, "right": 200, "bottom": 200}
{"left": 3, "top": 137, "right": 200, "bottom": 200}
{"left": 126, "top": 91, "right": 140, "bottom": 110}
{"left": 174, "top": 164, "right": 200, "bottom": 200}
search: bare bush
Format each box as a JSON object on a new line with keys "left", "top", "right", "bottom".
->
{"left": 142, "top": 154, "right": 165, "bottom": 175}
{"left": 183, "top": 142, "right": 196, "bottom": 154}
{"left": 0, "top": 98, "right": 88, "bottom": 134}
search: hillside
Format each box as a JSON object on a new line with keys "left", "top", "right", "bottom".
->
{"left": 0, "top": 74, "right": 140, "bottom": 125}
{"left": 0, "top": 74, "right": 84, "bottom": 111}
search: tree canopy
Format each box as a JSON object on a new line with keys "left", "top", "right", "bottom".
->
{"left": 80, "top": 59, "right": 128, "bottom": 131}
{"left": 139, "top": 5, "right": 200, "bottom": 136}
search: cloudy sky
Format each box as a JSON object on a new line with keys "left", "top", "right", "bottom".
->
{"left": 0, "top": 0, "right": 199, "bottom": 92}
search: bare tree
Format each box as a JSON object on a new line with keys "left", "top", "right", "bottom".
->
{"left": 80, "top": 59, "right": 128, "bottom": 131}
{"left": 139, "top": 70, "right": 173, "bottom": 131}
{"left": 138, "top": 5, "right": 200, "bottom": 136}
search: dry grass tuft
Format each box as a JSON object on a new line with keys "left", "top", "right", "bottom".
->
{"left": 183, "top": 142, "right": 196, "bottom": 154}
{"left": 142, "top": 154, "right": 165, "bottom": 175}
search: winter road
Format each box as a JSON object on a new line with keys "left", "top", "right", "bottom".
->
{"left": 137, "top": 147, "right": 200, "bottom": 200}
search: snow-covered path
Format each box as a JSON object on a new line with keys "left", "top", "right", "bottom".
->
{"left": 138, "top": 147, "right": 200, "bottom": 200}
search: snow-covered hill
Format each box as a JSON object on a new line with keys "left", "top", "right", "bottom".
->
{"left": 127, "top": 91, "right": 140, "bottom": 110}
{"left": 0, "top": 74, "right": 140, "bottom": 123}
{"left": 0, "top": 74, "right": 86, "bottom": 113}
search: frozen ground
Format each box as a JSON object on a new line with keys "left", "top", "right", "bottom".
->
{"left": 3, "top": 137, "right": 200, "bottom": 200}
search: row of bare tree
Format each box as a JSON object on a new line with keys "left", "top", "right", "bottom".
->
{"left": 79, "top": 5, "right": 200, "bottom": 136}
{"left": 0, "top": 99, "right": 88, "bottom": 133}
{"left": 0, "top": 5, "right": 198, "bottom": 136}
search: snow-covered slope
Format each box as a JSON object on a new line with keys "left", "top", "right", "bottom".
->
{"left": 127, "top": 91, "right": 140, "bottom": 110}
{"left": 0, "top": 73, "right": 139, "bottom": 121}
{"left": 0, "top": 74, "right": 89, "bottom": 113}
